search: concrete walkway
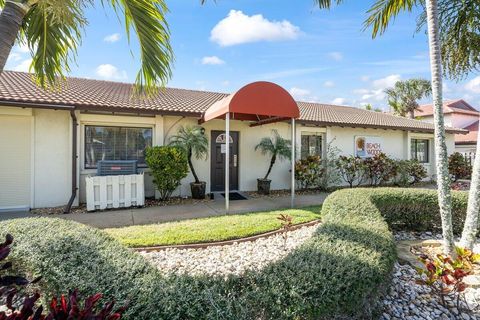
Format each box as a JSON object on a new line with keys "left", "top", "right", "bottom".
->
{"left": 0, "top": 193, "right": 328, "bottom": 229}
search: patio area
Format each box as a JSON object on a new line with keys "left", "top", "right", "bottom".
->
{"left": 0, "top": 193, "right": 328, "bottom": 229}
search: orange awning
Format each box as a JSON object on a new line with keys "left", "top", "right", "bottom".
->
{"left": 200, "top": 81, "right": 299, "bottom": 125}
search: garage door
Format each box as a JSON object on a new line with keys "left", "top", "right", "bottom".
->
{"left": 0, "top": 116, "right": 31, "bottom": 211}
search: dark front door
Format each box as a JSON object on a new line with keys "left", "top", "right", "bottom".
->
{"left": 211, "top": 131, "right": 239, "bottom": 192}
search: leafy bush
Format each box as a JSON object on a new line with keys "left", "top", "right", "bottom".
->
{"left": 319, "top": 140, "right": 341, "bottom": 189}
{"left": 363, "top": 153, "right": 397, "bottom": 186}
{"left": 448, "top": 152, "right": 471, "bottom": 181}
{"left": 336, "top": 155, "right": 366, "bottom": 187}
{"left": 295, "top": 155, "right": 323, "bottom": 189}
{"left": 0, "top": 234, "right": 126, "bottom": 320}
{"left": 145, "top": 146, "right": 189, "bottom": 200}
{"left": 394, "top": 159, "right": 428, "bottom": 187}
{"left": 0, "top": 194, "right": 396, "bottom": 320}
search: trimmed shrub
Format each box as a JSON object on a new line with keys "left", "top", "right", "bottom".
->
{"left": 393, "top": 159, "right": 428, "bottom": 187}
{"left": 9, "top": 188, "right": 470, "bottom": 318}
{"left": 363, "top": 153, "right": 397, "bottom": 186}
{"left": 145, "top": 146, "right": 189, "bottom": 200}
{"left": 448, "top": 152, "right": 472, "bottom": 181}
{"left": 295, "top": 155, "right": 323, "bottom": 189}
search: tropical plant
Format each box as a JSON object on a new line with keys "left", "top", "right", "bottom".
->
{"left": 319, "top": 140, "right": 342, "bottom": 189}
{"left": 426, "top": 0, "right": 480, "bottom": 250}
{"left": 0, "top": 0, "right": 173, "bottom": 93}
{"left": 255, "top": 129, "right": 291, "bottom": 180}
{"left": 384, "top": 79, "right": 432, "bottom": 118}
{"left": 336, "top": 155, "right": 366, "bottom": 188}
{"left": 394, "top": 159, "right": 428, "bottom": 187}
{"left": 448, "top": 152, "right": 472, "bottom": 182}
{"left": 295, "top": 155, "right": 323, "bottom": 189}
{"left": 363, "top": 153, "right": 397, "bottom": 186}
{"left": 169, "top": 126, "right": 208, "bottom": 184}
{"left": 145, "top": 146, "right": 189, "bottom": 201}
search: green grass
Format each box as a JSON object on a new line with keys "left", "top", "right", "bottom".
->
{"left": 105, "top": 206, "right": 321, "bottom": 247}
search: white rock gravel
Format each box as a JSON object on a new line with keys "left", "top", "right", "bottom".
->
{"left": 140, "top": 224, "right": 318, "bottom": 277}
{"left": 380, "top": 232, "right": 480, "bottom": 320}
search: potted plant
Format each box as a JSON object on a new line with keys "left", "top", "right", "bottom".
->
{"left": 255, "top": 129, "right": 291, "bottom": 195}
{"left": 169, "top": 126, "right": 208, "bottom": 199}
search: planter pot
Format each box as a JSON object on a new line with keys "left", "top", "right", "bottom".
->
{"left": 257, "top": 178, "right": 271, "bottom": 195}
{"left": 190, "top": 182, "right": 206, "bottom": 199}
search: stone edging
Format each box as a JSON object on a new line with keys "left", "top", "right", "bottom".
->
{"left": 134, "top": 220, "right": 321, "bottom": 252}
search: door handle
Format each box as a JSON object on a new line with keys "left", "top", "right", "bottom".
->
{"left": 234, "top": 154, "right": 237, "bottom": 167}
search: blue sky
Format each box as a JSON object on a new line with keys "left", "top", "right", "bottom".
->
{"left": 5, "top": 0, "right": 480, "bottom": 110}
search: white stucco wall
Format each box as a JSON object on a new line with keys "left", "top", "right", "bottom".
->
{"left": 32, "top": 109, "right": 72, "bottom": 208}
{"left": 0, "top": 107, "right": 462, "bottom": 208}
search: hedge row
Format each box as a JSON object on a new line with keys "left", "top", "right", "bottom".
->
{"left": 4, "top": 188, "right": 466, "bottom": 319}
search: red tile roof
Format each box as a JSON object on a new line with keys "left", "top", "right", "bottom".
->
{"left": 0, "top": 71, "right": 466, "bottom": 134}
{"left": 456, "top": 120, "right": 479, "bottom": 145}
{"left": 415, "top": 99, "right": 480, "bottom": 117}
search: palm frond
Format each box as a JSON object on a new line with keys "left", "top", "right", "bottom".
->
{"left": 312, "top": 0, "right": 345, "bottom": 9}
{"left": 21, "top": 0, "right": 85, "bottom": 88}
{"left": 364, "top": 0, "right": 420, "bottom": 38}
{"left": 169, "top": 126, "right": 208, "bottom": 160}
{"left": 105, "top": 0, "right": 173, "bottom": 94}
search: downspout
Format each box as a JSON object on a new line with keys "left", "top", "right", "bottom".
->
{"left": 64, "top": 110, "right": 78, "bottom": 213}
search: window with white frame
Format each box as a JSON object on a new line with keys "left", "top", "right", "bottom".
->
{"left": 301, "top": 133, "right": 322, "bottom": 159}
{"left": 84, "top": 125, "right": 153, "bottom": 169}
{"left": 411, "top": 139, "right": 429, "bottom": 163}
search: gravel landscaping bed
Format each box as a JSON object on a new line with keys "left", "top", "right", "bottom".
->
{"left": 140, "top": 224, "right": 318, "bottom": 277}
{"left": 379, "top": 231, "right": 480, "bottom": 320}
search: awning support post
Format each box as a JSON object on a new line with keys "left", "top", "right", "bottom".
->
{"left": 225, "top": 112, "right": 230, "bottom": 213}
{"left": 291, "top": 118, "right": 295, "bottom": 208}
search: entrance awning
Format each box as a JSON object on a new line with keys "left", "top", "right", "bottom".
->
{"left": 200, "top": 81, "right": 299, "bottom": 126}
{"left": 200, "top": 81, "right": 299, "bottom": 213}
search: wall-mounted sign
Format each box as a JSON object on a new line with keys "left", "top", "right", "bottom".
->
{"left": 215, "top": 133, "right": 233, "bottom": 144}
{"left": 354, "top": 136, "right": 383, "bottom": 158}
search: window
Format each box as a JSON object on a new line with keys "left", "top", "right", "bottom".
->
{"left": 301, "top": 134, "right": 322, "bottom": 159}
{"left": 85, "top": 125, "right": 153, "bottom": 169}
{"left": 411, "top": 139, "right": 429, "bottom": 163}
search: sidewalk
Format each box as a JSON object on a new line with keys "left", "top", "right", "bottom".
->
{"left": 0, "top": 193, "right": 328, "bottom": 229}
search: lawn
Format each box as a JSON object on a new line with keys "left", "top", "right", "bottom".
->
{"left": 105, "top": 206, "right": 321, "bottom": 247}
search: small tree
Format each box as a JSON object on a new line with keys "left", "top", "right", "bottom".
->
{"left": 448, "top": 152, "right": 471, "bottom": 182}
{"left": 319, "top": 140, "right": 341, "bottom": 190}
{"left": 255, "top": 130, "right": 291, "bottom": 180}
{"left": 336, "top": 156, "right": 366, "bottom": 188}
{"left": 145, "top": 146, "right": 188, "bottom": 201}
{"left": 394, "top": 159, "right": 428, "bottom": 187}
{"left": 169, "top": 126, "right": 208, "bottom": 184}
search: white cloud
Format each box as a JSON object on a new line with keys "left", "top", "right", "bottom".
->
{"left": 289, "top": 87, "right": 310, "bottom": 98}
{"left": 332, "top": 98, "right": 347, "bottom": 105}
{"left": 13, "top": 59, "right": 32, "bottom": 72}
{"left": 16, "top": 43, "right": 29, "bottom": 53}
{"left": 328, "top": 51, "right": 343, "bottom": 61}
{"left": 360, "top": 75, "right": 370, "bottom": 82}
{"left": 210, "top": 10, "right": 301, "bottom": 46}
{"left": 354, "top": 74, "right": 402, "bottom": 102}
{"left": 95, "top": 64, "right": 127, "bottom": 80}
{"left": 259, "top": 67, "right": 328, "bottom": 80}
{"left": 372, "top": 74, "right": 401, "bottom": 89}
{"left": 465, "top": 76, "right": 480, "bottom": 94}
{"left": 104, "top": 33, "right": 121, "bottom": 43}
{"left": 221, "top": 80, "right": 230, "bottom": 86}
{"left": 7, "top": 52, "right": 22, "bottom": 63}
{"left": 323, "top": 81, "right": 335, "bottom": 88}
{"left": 201, "top": 56, "right": 225, "bottom": 65}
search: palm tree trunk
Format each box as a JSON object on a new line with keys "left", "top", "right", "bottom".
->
{"left": 0, "top": 1, "right": 29, "bottom": 72}
{"left": 460, "top": 129, "right": 480, "bottom": 249}
{"left": 409, "top": 110, "right": 415, "bottom": 119}
{"left": 264, "top": 154, "right": 276, "bottom": 180}
{"left": 426, "top": 0, "right": 456, "bottom": 256}
{"left": 188, "top": 148, "right": 200, "bottom": 183}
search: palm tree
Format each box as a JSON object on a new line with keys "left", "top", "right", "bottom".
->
{"left": 255, "top": 129, "right": 291, "bottom": 181}
{"left": 315, "top": 0, "right": 456, "bottom": 255}
{"left": 169, "top": 126, "right": 208, "bottom": 185}
{"left": 429, "top": 0, "right": 480, "bottom": 249}
{"left": 384, "top": 79, "right": 432, "bottom": 118}
{"left": 0, "top": 0, "right": 173, "bottom": 93}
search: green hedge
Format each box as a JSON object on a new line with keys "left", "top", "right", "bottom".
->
{"left": 1, "top": 188, "right": 422, "bottom": 319}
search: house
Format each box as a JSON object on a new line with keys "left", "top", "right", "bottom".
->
{"left": 0, "top": 71, "right": 466, "bottom": 212}
{"left": 415, "top": 99, "right": 479, "bottom": 154}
